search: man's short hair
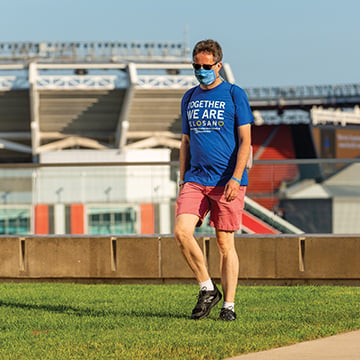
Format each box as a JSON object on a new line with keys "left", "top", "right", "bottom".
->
{"left": 192, "top": 39, "right": 223, "bottom": 63}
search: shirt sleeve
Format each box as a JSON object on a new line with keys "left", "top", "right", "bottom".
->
{"left": 232, "top": 85, "right": 254, "bottom": 127}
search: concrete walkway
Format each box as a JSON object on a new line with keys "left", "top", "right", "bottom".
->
{"left": 226, "top": 330, "right": 360, "bottom": 360}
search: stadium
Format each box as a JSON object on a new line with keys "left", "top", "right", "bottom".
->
{"left": 1, "top": 40, "right": 360, "bottom": 236}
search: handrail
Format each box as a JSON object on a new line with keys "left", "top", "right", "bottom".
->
{"left": 0, "top": 158, "right": 359, "bottom": 169}
{"left": 244, "top": 196, "right": 303, "bottom": 234}
{"left": 0, "top": 41, "right": 190, "bottom": 61}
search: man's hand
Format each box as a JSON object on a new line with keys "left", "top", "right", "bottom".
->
{"left": 224, "top": 178, "right": 240, "bottom": 202}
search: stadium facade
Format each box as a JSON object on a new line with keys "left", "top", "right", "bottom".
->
{"left": 1, "top": 41, "right": 360, "bottom": 235}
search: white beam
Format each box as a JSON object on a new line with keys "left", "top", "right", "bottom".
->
{"left": 134, "top": 63, "right": 192, "bottom": 69}
{"left": 115, "top": 62, "right": 136, "bottom": 148}
{"left": 35, "top": 63, "right": 127, "bottom": 70}
{"left": 221, "top": 63, "right": 236, "bottom": 83}
{"left": 29, "top": 62, "right": 40, "bottom": 156}
{"left": 39, "top": 131, "right": 113, "bottom": 140}
{"left": 38, "top": 136, "right": 109, "bottom": 152}
{"left": 126, "top": 131, "right": 181, "bottom": 139}
{"left": 124, "top": 136, "right": 181, "bottom": 149}
{"left": 0, "top": 64, "right": 27, "bottom": 70}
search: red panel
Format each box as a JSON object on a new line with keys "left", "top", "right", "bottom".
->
{"left": 248, "top": 125, "right": 298, "bottom": 196}
{"left": 141, "top": 203, "right": 155, "bottom": 234}
{"left": 260, "top": 125, "right": 296, "bottom": 160}
{"left": 71, "top": 204, "right": 85, "bottom": 234}
{"left": 253, "top": 197, "right": 279, "bottom": 211}
{"left": 242, "top": 211, "right": 280, "bottom": 234}
{"left": 34, "top": 204, "right": 49, "bottom": 234}
{"left": 251, "top": 125, "right": 275, "bottom": 155}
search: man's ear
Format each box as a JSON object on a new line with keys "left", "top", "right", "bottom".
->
{"left": 215, "top": 61, "right": 223, "bottom": 75}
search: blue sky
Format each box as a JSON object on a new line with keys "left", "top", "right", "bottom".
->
{"left": 1, "top": 0, "right": 359, "bottom": 87}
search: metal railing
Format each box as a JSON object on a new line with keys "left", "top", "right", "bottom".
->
{"left": 245, "top": 83, "right": 360, "bottom": 101}
{"left": 0, "top": 41, "right": 189, "bottom": 61}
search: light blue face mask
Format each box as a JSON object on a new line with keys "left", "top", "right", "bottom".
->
{"left": 194, "top": 68, "right": 217, "bottom": 86}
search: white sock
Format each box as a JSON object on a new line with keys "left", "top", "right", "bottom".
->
{"left": 199, "top": 279, "right": 214, "bottom": 291}
{"left": 223, "top": 302, "right": 235, "bottom": 311}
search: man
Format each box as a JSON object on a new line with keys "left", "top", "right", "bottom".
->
{"left": 174, "top": 39, "right": 253, "bottom": 321}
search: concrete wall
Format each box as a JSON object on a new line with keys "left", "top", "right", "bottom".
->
{"left": 1, "top": 234, "right": 360, "bottom": 284}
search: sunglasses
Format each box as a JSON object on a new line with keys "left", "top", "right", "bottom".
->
{"left": 192, "top": 63, "right": 217, "bottom": 70}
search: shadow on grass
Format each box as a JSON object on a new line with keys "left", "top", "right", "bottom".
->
{"left": 0, "top": 300, "right": 188, "bottom": 319}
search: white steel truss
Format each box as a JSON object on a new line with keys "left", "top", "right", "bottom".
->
{"left": 36, "top": 75, "right": 117, "bottom": 90}
{"left": 0, "top": 76, "right": 16, "bottom": 90}
{"left": 0, "top": 74, "right": 199, "bottom": 91}
{"left": 135, "top": 75, "right": 198, "bottom": 89}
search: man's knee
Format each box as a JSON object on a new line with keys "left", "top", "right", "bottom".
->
{"left": 175, "top": 226, "right": 194, "bottom": 240}
{"left": 216, "top": 232, "right": 236, "bottom": 256}
{"left": 217, "top": 242, "right": 234, "bottom": 257}
{"left": 174, "top": 221, "right": 191, "bottom": 247}
{"left": 174, "top": 222, "right": 184, "bottom": 241}
{"left": 174, "top": 214, "right": 198, "bottom": 241}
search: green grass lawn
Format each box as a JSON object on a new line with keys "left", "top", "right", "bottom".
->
{"left": 0, "top": 283, "right": 359, "bottom": 359}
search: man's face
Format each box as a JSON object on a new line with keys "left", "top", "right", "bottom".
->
{"left": 193, "top": 52, "right": 222, "bottom": 79}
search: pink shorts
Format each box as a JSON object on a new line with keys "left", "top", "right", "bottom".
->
{"left": 176, "top": 182, "right": 246, "bottom": 231}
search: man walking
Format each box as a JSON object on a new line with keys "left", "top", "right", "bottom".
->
{"left": 174, "top": 39, "right": 253, "bottom": 321}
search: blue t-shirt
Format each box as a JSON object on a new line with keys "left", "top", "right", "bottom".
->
{"left": 181, "top": 81, "right": 254, "bottom": 186}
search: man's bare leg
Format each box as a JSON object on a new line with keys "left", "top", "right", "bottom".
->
{"left": 174, "top": 213, "right": 210, "bottom": 282}
{"left": 216, "top": 229, "right": 239, "bottom": 302}
{"left": 175, "top": 214, "right": 222, "bottom": 319}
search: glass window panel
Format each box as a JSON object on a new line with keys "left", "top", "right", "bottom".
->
{"left": 0, "top": 208, "right": 31, "bottom": 234}
{"left": 88, "top": 206, "right": 136, "bottom": 235}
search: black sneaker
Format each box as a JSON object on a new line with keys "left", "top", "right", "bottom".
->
{"left": 218, "top": 308, "right": 237, "bottom": 321}
{"left": 191, "top": 282, "right": 222, "bottom": 320}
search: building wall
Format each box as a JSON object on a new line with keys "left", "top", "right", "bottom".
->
{"left": 1, "top": 149, "right": 176, "bottom": 235}
{"left": 333, "top": 197, "right": 360, "bottom": 233}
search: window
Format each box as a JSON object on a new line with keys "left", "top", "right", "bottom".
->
{"left": 0, "top": 208, "right": 31, "bottom": 234}
{"left": 87, "top": 206, "right": 137, "bottom": 235}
